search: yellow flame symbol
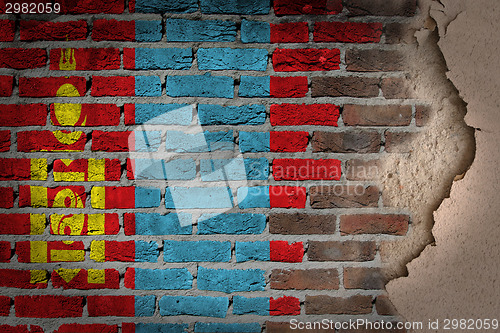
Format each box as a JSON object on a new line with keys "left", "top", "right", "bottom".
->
{"left": 59, "top": 48, "right": 76, "bottom": 71}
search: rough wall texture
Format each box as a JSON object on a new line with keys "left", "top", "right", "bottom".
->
{"left": 388, "top": 0, "right": 500, "bottom": 331}
{"left": 0, "top": 0, "right": 480, "bottom": 332}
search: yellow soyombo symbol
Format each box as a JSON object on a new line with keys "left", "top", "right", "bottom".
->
{"left": 59, "top": 48, "right": 76, "bottom": 71}
{"left": 53, "top": 188, "right": 84, "bottom": 208}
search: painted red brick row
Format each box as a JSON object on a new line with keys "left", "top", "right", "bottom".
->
{"left": 274, "top": 0, "right": 342, "bottom": 15}
{"left": 91, "top": 76, "right": 135, "bottom": 96}
{"left": 0, "top": 187, "right": 13, "bottom": 208}
{"left": 0, "top": 296, "right": 10, "bottom": 316}
{"left": 17, "top": 131, "right": 86, "bottom": 152}
{"left": 270, "top": 131, "right": 308, "bottom": 152}
{"left": 0, "top": 104, "right": 47, "bottom": 126}
{"left": 55, "top": 324, "right": 118, "bottom": 333}
{"left": 91, "top": 131, "right": 130, "bottom": 152}
{"left": 0, "top": 130, "right": 10, "bottom": 152}
{"left": 0, "top": 48, "right": 47, "bottom": 69}
{"left": 0, "top": 158, "right": 46, "bottom": 181}
{"left": 19, "top": 185, "right": 87, "bottom": 208}
{"left": 273, "top": 159, "right": 342, "bottom": 180}
{"left": 19, "top": 77, "right": 86, "bottom": 97}
{"left": 270, "top": 186, "right": 307, "bottom": 209}
{"left": 52, "top": 268, "right": 120, "bottom": 289}
{"left": 0, "top": 269, "right": 48, "bottom": 289}
{"left": 270, "top": 76, "right": 308, "bottom": 98}
{"left": 0, "top": 325, "right": 43, "bottom": 333}
{"left": 314, "top": 22, "right": 383, "bottom": 43}
{"left": 0, "top": 20, "right": 14, "bottom": 41}
{"left": 0, "top": 213, "right": 45, "bottom": 235}
{"left": 50, "top": 104, "right": 120, "bottom": 126}
{"left": 271, "top": 22, "right": 308, "bottom": 43}
{"left": 49, "top": 48, "right": 120, "bottom": 71}
{"left": 20, "top": 20, "right": 87, "bottom": 41}
{"left": 15, "top": 295, "right": 84, "bottom": 318}
{"left": 0, "top": 75, "right": 13, "bottom": 97}
{"left": 93, "top": 19, "right": 135, "bottom": 41}
{"left": 59, "top": 0, "right": 124, "bottom": 14}
{"left": 270, "top": 103, "right": 340, "bottom": 126}
{"left": 87, "top": 296, "right": 135, "bottom": 317}
{"left": 273, "top": 48, "right": 340, "bottom": 71}
{"left": 0, "top": 241, "right": 10, "bottom": 262}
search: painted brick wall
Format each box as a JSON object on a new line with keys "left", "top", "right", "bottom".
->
{"left": 0, "top": 0, "right": 423, "bottom": 331}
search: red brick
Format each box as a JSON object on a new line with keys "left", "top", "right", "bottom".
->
{"left": 19, "top": 77, "right": 86, "bottom": 97}
{"left": 273, "top": 48, "right": 340, "bottom": 71}
{"left": 20, "top": 20, "right": 87, "bottom": 41}
{"left": 340, "top": 214, "right": 409, "bottom": 235}
{"left": 0, "top": 130, "right": 10, "bottom": 152}
{"left": 416, "top": 105, "right": 431, "bottom": 127}
{"left": 0, "top": 187, "right": 13, "bottom": 208}
{"left": 310, "top": 185, "right": 379, "bottom": 208}
{"left": 59, "top": 0, "right": 124, "bottom": 14}
{"left": 271, "top": 269, "right": 339, "bottom": 290}
{"left": 271, "top": 103, "right": 340, "bottom": 126}
{"left": 273, "top": 159, "right": 341, "bottom": 180}
{"left": 49, "top": 48, "right": 120, "bottom": 71}
{"left": 270, "top": 76, "right": 308, "bottom": 98}
{"left": 270, "top": 186, "right": 307, "bottom": 208}
{"left": 312, "top": 131, "right": 381, "bottom": 153}
{"left": 381, "top": 77, "right": 414, "bottom": 99}
{"left": 308, "top": 241, "right": 376, "bottom": 261}
{"left": 344, "top": 267, "right": 385, "bottom": 289}
{"left": 15, "top": 295, "right": 84, "bottom": 318}
{"left": 0, "top": 75, "right": 13, "bottom": 96}
{"left": 55, "top": 324, "right": 118, "bottom": 333}
{"left": 92, "top": 19, "right": 135, "bottom": 41}
{"left": 311, "top": 76, "right": 380, "bottom": 98}
{"left": 270, "top": 131, "right": 308, "bottom": 152}
{"left": 50, "top": 104, "right": 120, "bottom": 126}
{"left": 17, "top": 131, "right": 86, "bottom": 152}
{"left": 343, "top": 104, "right": 412, "bottom": 126}
{"left": 270, "top": 241, "right": 304, "bottom": 262}
{"left": 345, "top": 0, "right": 417, "bottom": 16}
{"left": 385, "top": 131, "right": 418, "bottom": 153}
{"left": 271, "top": 22, "right": 309, "bottom": 43}
{"left": 91, "top": 76, "right": 135, "bottom": 96}
{"left": 269, "top": 213, "right": 336, "bottom": 234}
{"left": 0, "top": 48, "right": 47, "bottom": 69}
{"left": 91, "top": 131, "right": 131, "bottom": 152}
{"left": 0, "top": 296, "right": 10, "bottom": 316}
{"left": 97, "top": 240, "right": 136, "bottom": 261}
{"left": 274, "top": 0, "right": 342, "bottom": 15}
{"left": 346, "top": 159, "right": 381, "bottom": 181}
{"left": 0, "top": 241, "right": 10, "bottom": 262}
{"left": 87, "top": 295, "right": 135, "bottom": 317}
{"left": 0, "top": 104, "right": 47, "bottom": 126}
{"left": 270, "top": 296, "right": 300, "bottom": 316}
{"left": 385, "top": 23, "right": 417, "bottom": 44}
{"left": 314, "top": 22, "right": 383, "bottom": 43}
{"left": 0, "top": 158, "right": 44, "bottom": 181}
{"left": 305, "top": 295, "right": 372, "bottom": 314}
{"left": 0, "top": 20, "right": 14, "bottom": 41}
{"left": 0, "top": 269, "right": 48, "bottom": 289}
{"left": 0, "top": 325, "right": 43, "bottom": 333}
{"left": 346, "top": 49, "right": 406, "bottom": 72}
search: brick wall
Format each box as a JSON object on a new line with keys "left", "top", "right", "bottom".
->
{"left": 0, "top": 0, "right": 424, "bottom": 331}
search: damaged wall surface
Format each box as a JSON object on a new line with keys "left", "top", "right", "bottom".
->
{"left": 388, "top": 0, "right": 500, "bottom": 330}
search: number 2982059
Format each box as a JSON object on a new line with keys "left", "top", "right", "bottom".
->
{"left": 5, "top": 2, "right": 61, "bottom": 13}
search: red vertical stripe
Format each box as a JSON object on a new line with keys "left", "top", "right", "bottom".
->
{"left": 0, "top": 214, "right": 31, "bottom": 235}
{"left": 124, "top": 268, "right": 136, "bottom": 289}
{"left": 124, "top": 104, "right": 136, "bottom": 125}
{"left": 269, "top": 186, "right": 306, "bottom": 208}
{"left": 105, "top": 241, "right": 136, "bottom": 262}
{"left": 270, "top": 131, "right": 308, "bottom": 152}
{"left": 123, "top": 48, "right": 136, "bottom": 70}
{"left": 270, "top": 296, "right": 301, "bottom": 315}
{"left": 270, "top": 241, "right": 304, "bottom": 262}
{"left": 123, "top": 213, "right": 136, "bottom": 236}
{"left": 104, "top": 187, "right": 136, "bottom": 209}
